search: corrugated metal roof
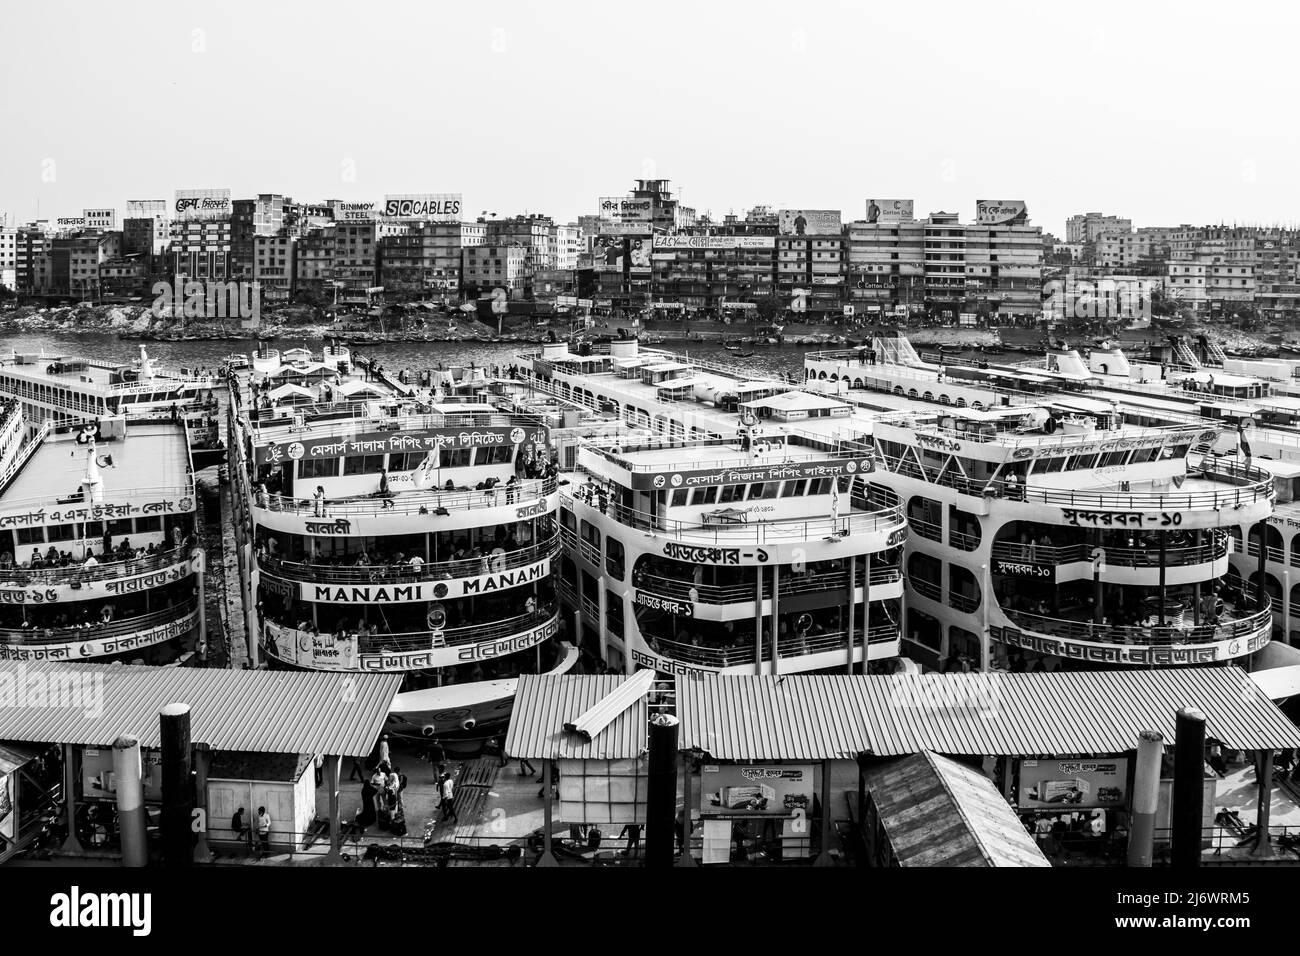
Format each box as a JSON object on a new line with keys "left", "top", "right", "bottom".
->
{"left": 863, "top": 752, "right": 1050, "bottom": 867}
{"left": 676, "top": 669, "right": 1300, "bottom": 760}
{"left": 506, "top": 675, "right": 648, "bottom": 760}
{"left": 0, "top": 662, "right": 401, "bottom": 756}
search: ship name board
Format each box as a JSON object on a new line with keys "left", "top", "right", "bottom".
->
{"left": 0, "top": 611, "right": 199, "bottom": 662}
{"left": 634, "top": 591, "right": 694, "bottom": 617}
{"left": 634, "top": 457, "right": 861, "bottom": 491}
{"left": 1008, "top": 428, "right": 1212, "bottom": 462}
{"left": 990, "top": 559, "right": 1053, "bottom": 580}
{"left": 1061, "top": 509, "right": 1183, "bottom": 528}
{"left": 991, "top": 624, "right": 1268, "bottom": 665}
{"left": 255, "top": 426, "right": 547, "bottom": 466}
{"left": 630, "top": 648, "right": 712, "bottom": 680}
{"left": 294, "top": 560, "right": 549, "bottom": 603}
{"left": 0, "top": 497, "right": 195, "bottom": 530}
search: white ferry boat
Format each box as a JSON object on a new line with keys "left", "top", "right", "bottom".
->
{"left": 225, "top": 344, "right": 576, "bottom": 737}
{"left": 0, "top": 397, "right": 203, "bottom": 665}
{"left": 509, "top": 338, "right": 909, "bottom": 680}
{"left": 0, "top": 346, "right": 225, "bottom": 468}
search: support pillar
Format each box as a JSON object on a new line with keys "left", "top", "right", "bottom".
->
{"left": 59, "top": 743, "right": 83, "bottom": 855}
{"left": 1172, "top": 707, "right": 1206, "bottom": 869}
{"left": 112, "top": 735, "right": 147, "bottom": 867}
{"left": 770, "top": 562, "right": 781, "bottom": 676}
{"left": 159, "top": 702, "right": 194, "bottom": 868}
{"left": 675, "top": 753, "right": 695, "bottom": 867}
{"left": 1158, "top": 531, "right": 1167, "bottom": 625}
{"left": 1192, "top": 530, "right": 1203, "bottom": 625}
{"left": 645, "top": 714, "right": 680, "bottom": 869}
{"left": 754, "top": 565, "right": 763, "bottom": 676}
{"left": 814, "top": 759, "right": 834, "bottom": 866}
{"left": 845, "top": 555, "right": 856, "bottom": 674}
{"left": 537, "top": 759, "right": 558, "bottom": 866}
{"left": 193, "top": 743, "right": 213, "bottom": 863}
{"left": 325, "top": 754, "right": 342, "bottom": 864}
{"left": 1127, "top": 730, "right": 1163, "bottom": 867}
{"left": 1252, "top": 749, "right": 1274, "bottom": 858}
{"left": 860, "top": 551, "right": 871, "bottom": 674}
{"left": 1256, "top": 520, "right": 1268, "bottom": 611}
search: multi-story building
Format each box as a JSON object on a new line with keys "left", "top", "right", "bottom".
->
{"left": 123, "top": 200, "right": 171, "bottom": 257}
{"left": 776, "top": 232, "right": 846, "bottom": 317}
{"left": 15, "top": 225, "right": 52, "bottom": 292}
{"left": 847, "top": 218, "right": 925, "bottom": 314}
{"left": 49, "top": 232, "right": 122, "bottom": 298}
{"left": 964, "top": 219, "right": 1044, "bottom": 315}
{"left": 253, "top": 235, "right": 297, "bottom": 302}
{"left": 332, "top": 221, "right": 408, "bottom": 303}
{"left": 171, "top": 218, "right": 233, "bottom": 281}
{"left": 97, "top": 255, "right": 151, "bottom": 298}
{"left": 1253, "top": 235, "right": 1300, "bottom": 319}
{"left": 463, "top": 243, "right": 533, "bottom": 299}
{"left": 378, "top": 222, "right": 485, "bottom": 299}
{"left": 649, "top": 235, "right": 778, "bottom": 313}
{"left": 0, "top": 226, "right": 15, "bottom": 290}
{"left": 1094, "top": 232, "right": 1157, "bottom": 272}
{"left": 484, "top": 215, "right": 556, "bottom": 270}
{"left": 555, "top": 223, "right": 582, "bottom": 272}
{"left": 1065, "top": 212, "right": 1132, "bottom": 244}
{"left": 231, "top": 195, "right": 287, "bottom": 280}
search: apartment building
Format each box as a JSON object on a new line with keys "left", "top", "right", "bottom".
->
{"left": 254, "top": 235, "right": 297, "bottom": 301}
{"left": 379, "top": 222, "right": 486, "bottom": 299}
{"left": 1065, "top": 211, "right": 1132, "bottom": 244}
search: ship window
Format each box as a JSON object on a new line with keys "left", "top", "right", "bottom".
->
{"left": 16, "top": 527, "right": 44, "bottom": 545}
{"left": 1099, "top": 450, "right": 1129, "bottom": 468}
{"left": 300, "top": 457, "right": 339, "bottom": 479}
{"left": 781, "top": 480, "right": 805, "bottom": 497}
{"left": 606, "top": 538, "right": 625, "bottom": 580}
{"left": 1034, "top": 456, "right": 1066, "bottom": 474}
{"left": 718, "top": 484, "right": 743, "bottom": 504}
{"left": 387, "top": 452, "right": 421, "bottom": 471}
{"left": 1128, "top": 447, "right": 1160, "bottom": 464}
{"left": 696, "top": 486, "right": 718, "bottom": 505}
{"left": 479, "top": 445, "right": 514, "bottom": 465}
{"left": 442, "top": 449, "right": 472, "bottom": 468}
{"left": 671, "top": 489, "right": 689, "bottom": 507}
{"left": 560, "top": 508, "right": 576, "bottom": 532}
{"left": 746, "top": 482, "right": 767, "bottom": 499}
{"left": 46, "top": 523, "right": 74, "bottom": 542}
{"left": 1066, "top": 453, "right": 1098, "bottom": 470}
{"left": 760, "top": 481, "right": 781, "bottom": 499}
{"left": 605, "top": 588, "right": 624, "bottom": 638}
{"left": 108, "top": 519, "right": 133, "bottom": 535}
{"left": 136, "top": 516, "right": 161, "bottom": 532}
{"left": 810, "top": 478, "right": 834, "bottom": 495}
{"left": 344, "top": 454, "right": 386, "bottom": 475}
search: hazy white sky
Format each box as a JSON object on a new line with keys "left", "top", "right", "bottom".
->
{"left": 3, "top": 0, "right": 1297, "bottom": 236}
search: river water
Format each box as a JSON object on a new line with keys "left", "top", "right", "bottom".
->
{"left": 2, "top": 332, "right": 820, "bottom": 380}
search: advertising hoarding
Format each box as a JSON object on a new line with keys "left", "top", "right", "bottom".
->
{"left": 174, "top": 188, "right": 232, "bottom": 220}
{"left": 865, "top": 199, "right": 914, "bottom": 224}
{"left": 84, "top": 208, "right": 116, "bottom": 229}
{"left": 701, "top": 764, "right": 814, "bottom": 816}
{"left": 598, "top": 195, "right": 654, "bottom": 226}
{"left": 126, "top": 199, "right": 168, "bottom": 218}
{"left": 333, "top": 201, "right": 378, "bottom": 223}
{"left": 382, "top": 193, "right": 462, "bottom": 222}
{"left": 976, "top": 199, "right": 1029, "bottom": 225}
{"left": 778, "top": 209, "right": 842, "bottom": 236}
{"left": 630, "top": 455, "right": 862, "bottom": 490}
{"left": 1016, "top": 757, "right": 1129, "bottom": 809}
{"left": 652, "top": 236, "right": 775, "bottom": 251}
{"left": 592, "top": 235, "right": 652, "bottom": 272}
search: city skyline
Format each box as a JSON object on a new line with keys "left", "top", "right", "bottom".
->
{"left": 4, "top": 0, "right": 1300, "bottom": 237}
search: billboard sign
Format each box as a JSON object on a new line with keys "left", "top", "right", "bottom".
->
{"left": 382, "top": 193, "right": 462, "bottom": 222}
{"left": 778, "top": 209, "right": 842, "bottom": 236}
{"left": 652, "top": 236, "right": 775, "bottom": 251}
{"left": 976, "top": 199, "right": 1029, "bottom": 225}
{"left": 126, "top": 200, "right": 167, "bottom": 218}
{"left": 701, "top": 764, "right": 814, "bottom": 817}
{"left": 592, "top": 235, "right": 652, "bottom": 272}
{"left": 1016, "top": 757, "right": 1129, "bottom": 809}
{"left": 84, "top": 208, "right": 117, "bottom": 230}
{"left": 333, "top": 201, "right": 378, "bottom": 222}
{"left": 598, "top": 196, "right": 654, "bottom": 225}
{"left": 865, "top": 199, "right": 914, "bottom": 224}
{"left": 174, "top": 188, "right": 232, "bottom": 220}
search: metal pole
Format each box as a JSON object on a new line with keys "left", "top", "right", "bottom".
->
{"left": 645, "top": 714, "right": 680, "bottom": 868}
{"left": 771, "top": 562, "right": 781, "bottom": 675}
{"left": 1158, "top": 531, "right": 1167, "bottom": 626}
{"left": 112, "top": 735, "right": 147, "bottom": 867}
{"left": 813, "top": 759, "right": 834, "bottom": 866}
{"left": 159, "top": 702, "right": 194, "bottom": 868}
{"left": 845, "top": 555, "right": 856, "bottom": 674}
{"left": 1127, "top": 729, "right": 1163, "bottom": 867}
{"left": 754, "top": 564, "right": 763, "bottom": 676}
{"left": 192, "top": 743, "right": 212, "bottom": 863}
{"left": 1252, "top": 749, "right": 1274, "bottom": 857}
{"left": 675, "top": 752, "right": 695, "bottom": 867}
{"left": 537, "top": 759, "right": 558, "bottom": 867}
{"left": 59, "top": 743, "right": 83, "bottom": 854}
{"left": 860, "top": 551, "right": 871, "bottom": 674}
{"left": 325, "top": 754, "right": 342, "bottom": 864}
{"left": 1192, "top": 529, "right": 1202, "bottom": 625}
{"left": 1171, "top": 707, "right": 1206, "bottom": 869}
{"left": 1255, "top": 520, "right": 1268, "bottom": 610}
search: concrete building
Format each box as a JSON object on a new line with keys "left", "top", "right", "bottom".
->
{"left": 484, "top": 214, "right": 556, "bottom": 270}
{"left": 333, "top": 221, "right": 407, "bottom": 302}
{"left": 15, "top": 225, "right": 52, "bottom": 292}
{"left": 964, "top": 220, "right": 1044, "bottom": 315}
{"left": 294, "top": 227, "right": 336, "bottom": 301}
{"left": 648, "top": 235, "right": 778, "bottom": 313}
{"left": 463, "top": 242, "right": 533, "bottom": 299}
{"left": 556, "top": 223, "right": 582, "bottom": 272}
{"left": 49, "top": 232, "right": 122, "bottom": 298}
{"left": 232, "top": 194, "right": 288, "bottom": 280}
{"left": 1065, "top": 212, "right": 1132, "bottom": 244}
{"left": 379, "top": 222, "right": 485, "bottom": 300}
{"left": 0, "top": 226, "right": 15, "bottom": 290}
{"left": 847, "top": 218, "right": 926, "bottom": 314}
{"left": 123, "top": 200, "right": 171, "bottom": 257}
{"left": 171, "top": 216, "right": 233, "bottom": 281}
{"left": 776, "top": 232, "right": 846, "bottom": 317}
{"left": 254, "top": 235, "right": 297, "bottom": 302}
{"left": 98, "top": 255, "right": 151, "bottom": 298}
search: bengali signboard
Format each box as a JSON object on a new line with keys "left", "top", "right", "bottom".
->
{"left": 1016, "top": 757, "right": 1130, "bottom": 810}
{"left": 778, "top": 209, "right": 842, "bottom": 236}
{"left": 630, "top": 646, "right": 714, "bottom": 680}
{"left": 174, "top": 188, "right": 232, "bottom": 221}
{"left": 631, "top": 457, "right": 861, "bottom": 490}
{"left": 701, "top": 764, "right": 814, "bottom": 817}
{"left": 990, "top": 624, "right": 1268, "bottom": 666}
{"left": 254, "top": 425, "right": 548, "bottom": 466}
{"left": 975, "top": 199, "right": 1029, "bottom": 225}
{"left": 865, "top": 199, "right": 914, "bottom": 224}
{"left": 0, "top": 556, "right": 198, "bottom": 604}
{"left": 598, "top": 196, "right": 655, "bottom": 226}
{"left": 1007, "top": 428, "right": 1209, "bottom": 462}
{"left": 0, "top": 496, "right": 196, "bottom": 532}
{"left": 633, "top": 590, "right": 694, "bottom": 617}
{"left": 125, "top": 199, "right": 168, "bottom": 218}
{"left": 0, "top": 610, "right": 199, "bottom": 662}
{"left": 991, "top": 558, "right": 1054, "bottom": 580}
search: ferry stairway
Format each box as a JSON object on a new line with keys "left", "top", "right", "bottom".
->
{"left": 1173, "top": 338, "right": 1202, "bottom": 369}
{"left": 1203, "top": 339, "right": 1228, "bottom": 367}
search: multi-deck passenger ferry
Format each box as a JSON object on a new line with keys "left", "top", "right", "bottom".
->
{"left": 509, "top": 338, "right": 909, "bottom": 679}
{"left": 0, "top": 395, "right": 204, "bottom": 665}
{"left": 225, "top": 344, "right": 577, "bottom": 736}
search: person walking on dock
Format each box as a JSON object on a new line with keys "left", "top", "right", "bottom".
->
{"left": 439, "top": 772, "right": 458, "bottom": 823}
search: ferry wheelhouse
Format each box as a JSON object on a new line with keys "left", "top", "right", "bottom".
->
{"left": 226, "top": 344, "right": 572, "bottom": 735}
{"left": 0, "top": 398, "right": 203, "bottom": 665}
{"left": 0, "top": 346, "right": 224, "bottom": 467}
{"left": 509, "top": 338, "right": 909, "bottom": 680}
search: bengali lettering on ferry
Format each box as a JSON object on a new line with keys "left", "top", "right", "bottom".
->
{"left": 0, "top": 610, "right": 199, "bottom": 661}
{"left": 255, "top": 426, "right": 547, "bottom": 466}
{"left": 0, "top": 496, "right": 194, "bottom": 530}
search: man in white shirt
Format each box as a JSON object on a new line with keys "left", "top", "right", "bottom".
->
{"left": 256, "top": 807, "right": 271, "bottom": 853}
{"left": 408, "top": 555, "right": 424, "bottom": 573}
{"left": 439, "top": 773, "right": 457, "bottom": 823}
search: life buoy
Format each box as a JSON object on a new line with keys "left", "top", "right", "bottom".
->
{"left": 1043, "top": 416, "right": 1058, "bottom": 434}
{"left": 427, "top": 604, "right": 446, "bottom": 630}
